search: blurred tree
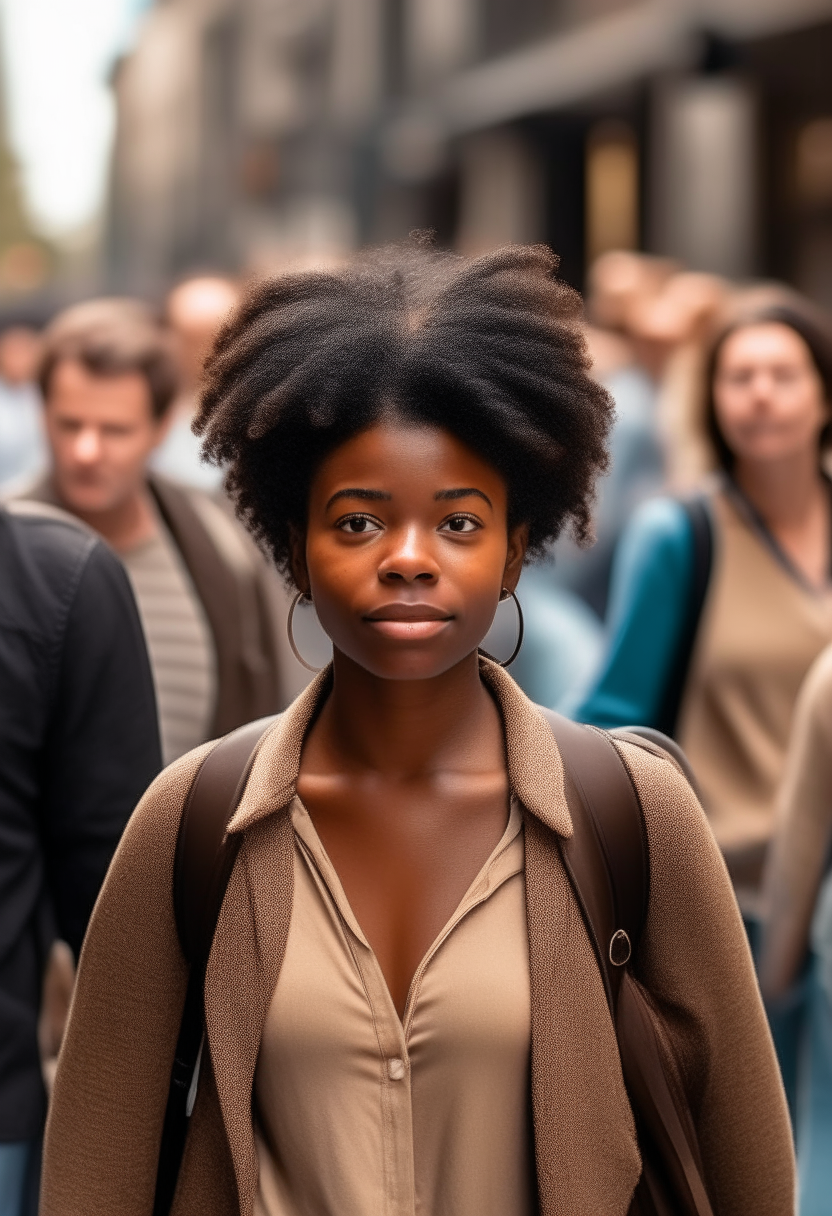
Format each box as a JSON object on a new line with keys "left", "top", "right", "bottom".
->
{"left": 0, "top": 43, "right": 50, "bottom": 294}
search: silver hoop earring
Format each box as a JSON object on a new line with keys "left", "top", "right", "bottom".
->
{"left": 287, "top": 591, "right": 324, "bottom": 673}
{"left": 479, "top": 588, "right": 524, "bottom": 668}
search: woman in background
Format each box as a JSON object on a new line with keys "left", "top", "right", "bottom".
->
{"left": 580, "top": 302, "right": 832, "bottom": 915}
{"left": 579, "top": 300, "right": 832, "bottom": 1117}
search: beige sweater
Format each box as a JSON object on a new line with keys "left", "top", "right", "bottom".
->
{"left": 41, "top": 662, "right": 794, "bottom": 1216}
{"left": 679, "top": 488, "right": 832, "bottom": 902}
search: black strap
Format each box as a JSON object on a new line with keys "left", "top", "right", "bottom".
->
{"left": 655, "top": 496, "right": 713, "bottom": 739}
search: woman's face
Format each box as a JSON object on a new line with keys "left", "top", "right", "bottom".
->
{"left": 712, "top": 322, "right": 829, "bottom": 467}
{"left": 296, "top": 421, "right": 527, "bottom": 681}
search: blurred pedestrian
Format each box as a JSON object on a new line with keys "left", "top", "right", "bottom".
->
{"left": 581, "top": 300, "right": 832, "bottom": 902}
{"left": 579, "top": 297, "right": 832, "bottom": 1114}
{"left": 511, "top": 254, "right": 673, "bottom": 712}
{"left": 150, "top": 275, "right": 239, "bottom": 490}
{"left": 551, "top": 251, "right": 675, "bottom": 619}
{"left": 0, "top": 499, "right": 160, "bottom": 1216}
{"left": 17, "top": 298, "right": 306, "bottom": 766}
{"left": 760, "top": 641, "right": 832, "bottom": 1213}
{"left": 0, "top": 325, "right": 46, "bottom": 492}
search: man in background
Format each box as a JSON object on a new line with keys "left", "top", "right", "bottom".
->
{"left": 151, "top": 275, "right": 239, "bottom": 489}
{"left": 17, "top": 297, "right": 308, "bottom": 767}
{"left": 0, "top": 499, "right": 160, "bottom": 1215}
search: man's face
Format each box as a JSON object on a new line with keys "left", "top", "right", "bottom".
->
{"left": 44, "top": 358, "right": 168, "bottom": 515}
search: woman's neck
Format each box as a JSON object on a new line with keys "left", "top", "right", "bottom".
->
{"left": 732, "top": 449, "right": 826, "bottom": 531}
{"left": 62, "top": 484, "right": 160, "bottom": 554}
{"left": 732, "top": 449, "right": 831, "bottom": 588}
{"left": 313, "top": 649, "right": 504, "bottom": 780}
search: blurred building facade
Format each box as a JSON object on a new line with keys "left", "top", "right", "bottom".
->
{"left": 108, "top": 0, "right": 832, "bottom": 304}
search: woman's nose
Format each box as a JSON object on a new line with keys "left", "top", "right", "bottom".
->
{"left": 378, "top": 526, "right": 439, "bottom": 584}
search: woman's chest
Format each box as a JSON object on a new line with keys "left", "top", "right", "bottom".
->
{"left": 693, "top": 500, "right": 832, "bottom": 697}
{"left": 296, "top": 778, "right": 511, "bottom": 1014}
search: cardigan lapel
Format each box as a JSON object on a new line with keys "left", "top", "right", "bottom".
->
{"left": 203, "top": 670, "right": 331, "bottom": 1212}
{"left": 203, "top": 659, "right": 641, "bottom": 1215}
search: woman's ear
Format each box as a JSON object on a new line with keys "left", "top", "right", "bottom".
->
{"left": 288, "top": 524, "right": 310, "bottom": 596}
{"left": 502, "top": 523, "right": 529, "bottom": 594}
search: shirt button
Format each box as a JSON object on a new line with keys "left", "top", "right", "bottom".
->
{"left": 387, "top": 1057, "right": 405, "bottom": 1081}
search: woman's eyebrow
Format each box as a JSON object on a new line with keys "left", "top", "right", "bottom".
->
{"left": 435, "top": 488, "right": 493, "bottom": 508}
{"left": 325, "top": 488, "right": 392, "bottom": 510}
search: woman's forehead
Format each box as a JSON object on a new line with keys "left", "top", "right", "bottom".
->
{"left": 310, "top": 422, "right": 507, "bottom": 502}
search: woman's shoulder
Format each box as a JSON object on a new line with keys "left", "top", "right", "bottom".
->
{"left": 610, "top": 735, "right": 723, "bottom": 886}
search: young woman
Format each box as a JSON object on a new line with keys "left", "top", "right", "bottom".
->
{"left": 41, "top": 245, "right": 792, "bottom": 1216}
{"left": 579, "top": 303, "right": 832, "bottom": 918}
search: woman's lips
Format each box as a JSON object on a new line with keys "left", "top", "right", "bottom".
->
{"left": 364, "top": 604, "right": 453, "bottom": 641}
{"left": 366, "top": 618, "right": 452, "bottom": 640}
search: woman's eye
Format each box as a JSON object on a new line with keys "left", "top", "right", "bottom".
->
{"left": 441, "top": 515, "right": 479, "bottom": 534}
{"left": 337, "top": 515, "right": 381, "bottom": 534}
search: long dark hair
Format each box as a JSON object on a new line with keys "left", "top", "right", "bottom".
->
{"left": 705, "top": 302, "right": 832, "bottom": 469}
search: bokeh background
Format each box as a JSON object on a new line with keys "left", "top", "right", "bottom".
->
{"left": 2, "top": 0, "right": 832, "bottom": 310}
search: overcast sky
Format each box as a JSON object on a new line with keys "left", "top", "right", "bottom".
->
{"left": 0, "top": 0, "right": 148, "bottom": 238}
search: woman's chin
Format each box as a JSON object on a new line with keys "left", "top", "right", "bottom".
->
{"left": 333, "top": 641, "right": 480, "bottom": 682}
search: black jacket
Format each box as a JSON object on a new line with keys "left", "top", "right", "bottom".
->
{"left": 0, "top": 504, "right": 161, "bottom": 1140}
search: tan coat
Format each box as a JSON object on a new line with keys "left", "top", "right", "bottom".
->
{"left": 41, "top": 662, "right": 794, "bottom": 1216}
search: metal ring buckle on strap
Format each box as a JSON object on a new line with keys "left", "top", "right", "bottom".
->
{"left": 609, "top": 929, "right": 632, "bottom": 967}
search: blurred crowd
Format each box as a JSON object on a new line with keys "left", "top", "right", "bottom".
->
{"left": 4, "top": 249, "right": 832, "bottom": 1213}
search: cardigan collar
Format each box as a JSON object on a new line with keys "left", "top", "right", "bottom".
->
{"left": 225, "top": 655, "right": 573, "bottom": 839}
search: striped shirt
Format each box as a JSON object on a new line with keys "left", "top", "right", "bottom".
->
{"left": 121, "top": 524, "right": 217, "bottom": 765}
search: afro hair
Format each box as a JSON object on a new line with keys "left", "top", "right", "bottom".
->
{"left": 195, "top": 240, "right": 613, "bottom": 586}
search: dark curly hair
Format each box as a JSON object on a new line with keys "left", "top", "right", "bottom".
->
{"left": 195, "top": 241, "right": 613, "bottom": 585}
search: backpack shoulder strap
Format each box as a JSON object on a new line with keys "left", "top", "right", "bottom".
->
{"left": 154, "top": 714, "right": 278, "bottom": 1216}
{"left": 542, "top": 708, "right": 714, "bottom": 1216}
{"left": 173, "top": 714, "right": 278, "bottom": 966}
{"left": 540, "top": 707, "right": 647, "bottom": 1011}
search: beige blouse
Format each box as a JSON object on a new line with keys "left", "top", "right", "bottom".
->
{"left": 253, "top": 795, "right": 534, "bottom": 1216}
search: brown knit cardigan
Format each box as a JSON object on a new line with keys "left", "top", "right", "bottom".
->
{"left": 41, "top": 661, "right": 795, "bottom": 1216}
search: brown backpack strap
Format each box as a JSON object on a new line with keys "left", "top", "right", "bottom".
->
{"left": 154, "top": 715, "right": 278, "bottom": 1216}
{"left": 174, "top": 715, "right": 278, "bottom": 965}
{"left": 542, "top": 708, "right": 715, "bottom": 1216}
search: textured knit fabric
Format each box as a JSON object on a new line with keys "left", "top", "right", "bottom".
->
{"left": 121, "top": 522, "right": 217, "bottom": 765}
{"left": 678, "top": 490, "right": 832, "bottom": 900}
{"left": 254, "top": 796, "right": 531, "bottom": 1216}
{"left": 41, "top": 660, "right": 795, "bottom": 1216}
